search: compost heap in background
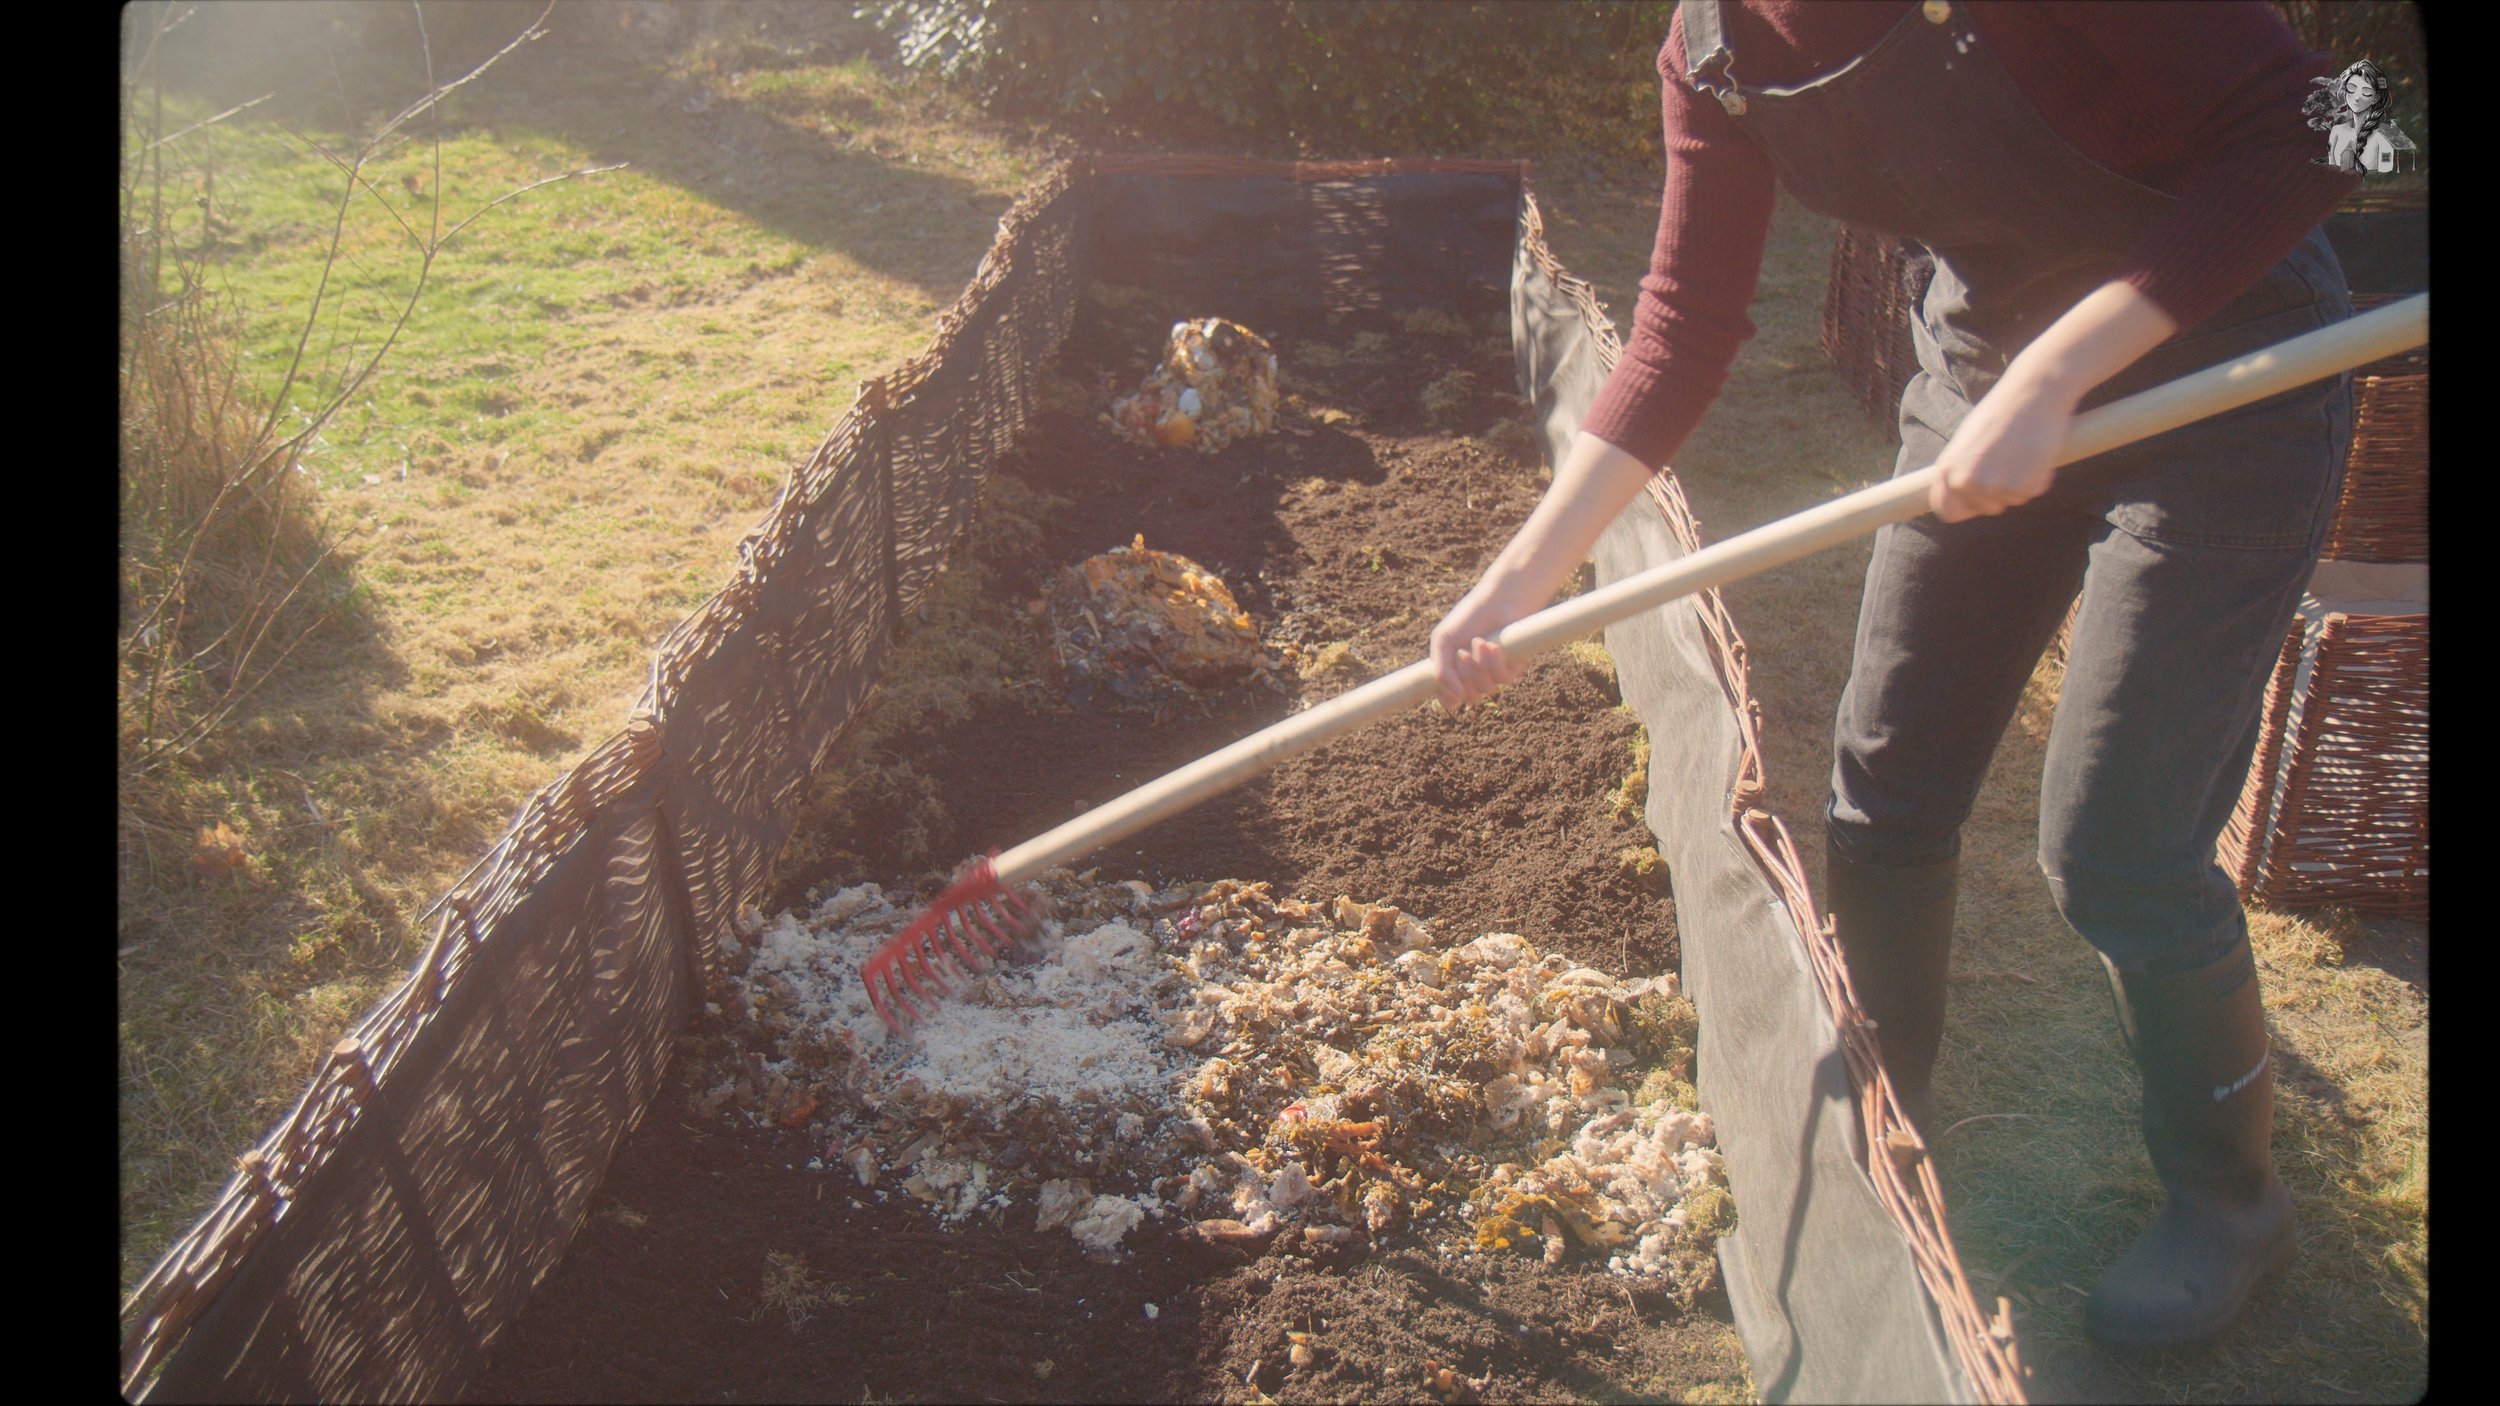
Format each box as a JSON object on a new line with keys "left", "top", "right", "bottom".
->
{"left": 1043, "top": 535, "right": 1278, "bottom": 712}
{"left": 704, "top": 872, "right": 1732, "bottom": 1300}
{"left": 1109, "top": 317, "right": 1280, "bottom": 452}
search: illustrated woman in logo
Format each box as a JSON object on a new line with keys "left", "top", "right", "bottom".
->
{"left": 2310, "top": 59, "right": 2416, "bottom": 173}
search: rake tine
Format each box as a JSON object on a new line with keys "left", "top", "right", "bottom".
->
{"left": 893, "top": 972, "right": 926, "bottom": 1030}
{"left": 909, "top": 929, "right": 952, "bottom": 984}
{"left": 865, "top": 965, "right": 912, "bottom": 1036}
{"left": 918, "top": 936, "right": 962, "bottom": 993}
{"left": 938, "top": 911, "right": 993, "bottom": 972}
{"left": 955, "top": 909, "right": 1005, "bottom": 963}
{"left": 896, "top": 945, "right": 945, "bottom": 1008}
{"left": 996, "top": 884, "right": 1036, "bottom": 931}
{"left": 865, "top": 973, "right": 893, "bottom": 1032}
{"left": 939, "top": 917, "right": 988, "bottom": 978}
{"left": 968, "top": 903, "right": 1017, "bottom": 957}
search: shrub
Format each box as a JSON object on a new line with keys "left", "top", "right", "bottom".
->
{"left": 863, "top": 0, "right": 1674, "bottom": 154}
{"left": 120, "top": 8, "right": 354, "bottom": 780}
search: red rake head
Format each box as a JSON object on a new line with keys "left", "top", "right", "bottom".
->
{"left": 859, "top": 855, "right": 1041, "bottom": 1036}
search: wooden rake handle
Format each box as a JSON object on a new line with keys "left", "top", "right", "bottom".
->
{"left": 995, "top": 293, "right": 2429, "bottom": 887}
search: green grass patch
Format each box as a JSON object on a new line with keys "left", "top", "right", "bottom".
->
{"left": 120, "top": 2, "right": 1039, "bottom": 1298}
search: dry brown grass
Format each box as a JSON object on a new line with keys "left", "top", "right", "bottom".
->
{"left": 758, "top": 1249, "right": 853, "bottom": 1331}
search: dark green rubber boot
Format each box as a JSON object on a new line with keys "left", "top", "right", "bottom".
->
{"left": 1824, "top": 847, "right": 1958, "bottom": 1140}
{"left": 2086, "top": 937, "right": 2296, "bottom": 1349}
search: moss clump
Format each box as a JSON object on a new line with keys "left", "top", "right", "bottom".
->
{"left": 1616, "top": 845, "right": 1669, "bottom": 894}
{"left": 1473, "top": 1204, "right": 1533, "bottom": 1252}
{"left": 1610, "top": 730, "right": 1651, "bottom": 822}
{"left": 1633, "top": 1067, "right": 1699, "bottom": 1113}
{"left": 1396, "top": 307, "right": 1473, "bottom": 338}
{"left": 1420, "top": 369, "right": 1479, "bottom": 429}
{"left": 1682, "top": 1182, "right": 1736, "bottom": 1239}
{"left": 1630, "top": 991, "right": 1699, "bottom": 1060}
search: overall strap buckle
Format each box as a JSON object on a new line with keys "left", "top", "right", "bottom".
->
{"left": 1678, "top": 0, "right": 1749, "bottom": 115}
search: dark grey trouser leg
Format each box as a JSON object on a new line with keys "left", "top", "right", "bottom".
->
{"left": 1826, "top": 379, "right": 2095, "bottom": 870}
{"left": 2035, "top": 524, "right": 2326, "bottom": 975}
{"left": 1825, "top": 378, "right": 2094, "bottom": 1133}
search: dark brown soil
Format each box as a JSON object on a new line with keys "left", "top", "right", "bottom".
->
{"left": 469, "top": 1110, "right": 1744, "bottom": 1405}
{"left": 465, "top": 305, "right": 1751, "bottom": 1403}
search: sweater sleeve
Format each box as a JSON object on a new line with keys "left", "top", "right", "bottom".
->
{"left": 1577, "top": 8, "right": 1779, "bottom": 472}
{"left": 2039, "top": 2, "right": 2358, "bottom": 332}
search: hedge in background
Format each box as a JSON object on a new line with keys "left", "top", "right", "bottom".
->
{"left": 864, "top": 0, "right": 1673, "bottom": 153}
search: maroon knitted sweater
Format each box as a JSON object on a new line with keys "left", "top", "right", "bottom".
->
{"left": 1580, "top": 1, "right": 2358, "bottom": 472}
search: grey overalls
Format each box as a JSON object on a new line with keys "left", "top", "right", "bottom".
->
{"left": 1680, "top": 0, "right": 2354, "bottom": 976}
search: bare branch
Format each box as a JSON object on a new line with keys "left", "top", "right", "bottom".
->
{"left": 276, "top": 116, "right": 427, "bottom": 248}
{"left": 123, "top": 1, "right": 196, "bottom": 84}
{"left": 263, "top": 1, "right": 577, "bottom": 448}
{"left": 142, "top": 92, "right": 274, "bottom": 155}
{"left": 135, "top": 530, "right": 353, "bottom": 772}
{"left": 441, "top": 163, "right": 629, "bottom": 245}
{"left": 371, "top": 0, "right": 557, "bottom": 148}
{"left": 415, "top": 2, "right": 444, "bottom": 252}
{"left": 249, "top": 128, "right": 370, "bottom": 452}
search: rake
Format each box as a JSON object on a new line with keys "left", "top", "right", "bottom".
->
{"left": 860, "top": 294, "right": 2429, "bottom": 1035}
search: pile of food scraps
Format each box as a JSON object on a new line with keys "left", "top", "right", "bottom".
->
{"left": 1108, "top": 316, "right": 1280, "bottom": 452}
{"left": 701, "top": 870, "right": 1731, "bottom": 1296}
{"left": 1042, "top": 535, "right": 1280, "bottom": 712}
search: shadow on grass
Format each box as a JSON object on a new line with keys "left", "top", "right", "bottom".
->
{"left": 143, "top": 0, "right": 1012, "bottom": 304}
{"left": 1929, "top": 771, "right": 2427, "bottom": 1404}
{"left": 118, "top": 586, "right": 446, "bottom": 1288}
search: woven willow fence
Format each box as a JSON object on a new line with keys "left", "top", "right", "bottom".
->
{"left": 119, "top": 161, "right": 1088, "bottom": 1403}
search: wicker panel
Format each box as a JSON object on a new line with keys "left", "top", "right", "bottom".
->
{"left": 2219, "top": 611, "right": 2428, "bottom": 919}
{"left": 2338, "top": 184, "right": 2430, "bottom": 214}
{"left": 139, "top": 799, "right": 691, "bottom": 1401}
{"left": 2319, "top": 293, "right": 2428, "bottom": 563}
{"left": 1820, "top": 226, "right": 1934, "bottom": 431}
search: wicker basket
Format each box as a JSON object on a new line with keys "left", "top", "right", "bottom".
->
{"left": 2218, "top": 593, "right": 2428, "bottom": 919}
{"left": 1820, "top": 226, "right": 1933, "bottom": 429}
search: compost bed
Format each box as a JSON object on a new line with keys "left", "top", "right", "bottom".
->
{"left": 465, "top": 299, "right": 1752, "bottom": 1402}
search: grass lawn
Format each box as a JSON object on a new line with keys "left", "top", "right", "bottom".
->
{"left": 122, "top": 4, "right": 2424, "bottom": 1400}
{"left": 120, "top": 0, "right": 1049, "bottom": 1295}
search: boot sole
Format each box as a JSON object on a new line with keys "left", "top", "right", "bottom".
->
{"left": 2083, "top": 1221, "right": 2297, "bottom": 1352}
